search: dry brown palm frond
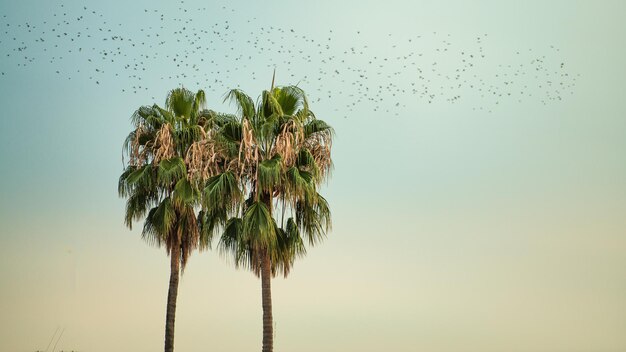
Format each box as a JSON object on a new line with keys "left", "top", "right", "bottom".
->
{"left": 293, "top": 121, "right": 306, "bottom": 149}
{"left": 185, "top": 140, "right": 206, "bottom": 180}
{"left": 305, "top": 128, "right": 333, "bottom": 150}
{"left": 303, "top": 126, "right": 333, "bottom": 183}
{"left": 273, "top": 120, "right": 304, "bottom": 169}
{"left": 274, "top": 133, "right": 292, "bottom": 166}
{"left": 204, "top": 143, "right": 221, "bottom": 179}
{"left": 154, "top": 123, "right": 175, "bottom": 164}
{"left": 185, "top": 129, "right": 232, "bottom": 181}
{"left": 238, "top": 118, "right": 258, "bottom": 177}
{"left": 308, "top": 143, "right": 333, "bottom": 183}
{"left": 226, "top": 158, "right": 240, "bottom": 172}
{"left": 130, "top": 124, "right": 150, "bottom": 167}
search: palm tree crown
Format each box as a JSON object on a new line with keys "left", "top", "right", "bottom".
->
{"left": 119, "top": 88, "right": 209, "bottom": 265}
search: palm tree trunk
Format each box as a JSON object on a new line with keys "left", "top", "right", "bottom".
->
{"left": 261, "top": 248, "right": 273, "bottom": 352}
{"left": 164, "top": 243, "right": 181, "bottom": 352}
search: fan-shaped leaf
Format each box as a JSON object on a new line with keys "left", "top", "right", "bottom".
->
{"left": 258, "top": 154, "right": 282, "bottom": 193}
{"left": 142, "top": 197, "right": 176, "bottom": 246}
{"left": 284, "top": 167, "right": 314, "bottom": 203}
{"left": 225, "top": 89, "right": 255, "bottom": 118}
{"left": 203, "top": 171, "right": 242, "bottom": 213}
{"left": 157, "top": 157, "right": 187, "bottom": 186}
{"left": 242, "top": 201, "right": 277, "bottom": 250}
{"left": 173, "top": 178, "right": 197, "bottom": 206}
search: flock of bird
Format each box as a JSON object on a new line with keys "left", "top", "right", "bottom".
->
{"left": 0, "top": 1, "right": 579, "bottom": 116}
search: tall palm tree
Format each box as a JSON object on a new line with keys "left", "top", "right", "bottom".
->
{"left": 119, "top": 87, "right": 209, "bottom": 352}
{"left": 187, "top": 80, "right": 334, "bottom": 352}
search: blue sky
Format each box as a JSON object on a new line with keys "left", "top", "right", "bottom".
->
{"left": 1, "top": 0, "right": 625, "bottom": 351}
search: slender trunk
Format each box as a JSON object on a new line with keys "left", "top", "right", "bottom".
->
{"left": 261, "top": 248, "right": 273, "bottom": 352}
{"left": 260, "top": 192, "right": 274, "bottom": 352}
{"left": 164, "top": 243, "right": 181, "bottom": 352}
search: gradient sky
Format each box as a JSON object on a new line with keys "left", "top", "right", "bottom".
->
{"left": 1, "top": 0, "right": 625, "bottom": 351}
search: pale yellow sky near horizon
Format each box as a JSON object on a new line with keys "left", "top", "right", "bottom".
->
{"left": 1, "top": 0, "right": 625, "bottom": 351}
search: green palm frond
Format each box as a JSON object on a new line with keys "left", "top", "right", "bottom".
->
{"left": 296, "top": 193, "right": 331, "bottom": 245}
{"left": 273, "top": 87, "right": 298, "bottom": 116}
{"left": 173, "top": 178, "right": 198, "bottom": 207}
{"left": 261, "top": 90, "right": 284, "bottom": 118}
{"left": 274, "top": 86, "right": 309, "bottom": 117}
{"left": 259, "top": 114, "right": 280, "bottom": 147}
{"left": 304, "top": 119, "right": 334, "bottom": 139}
{"left": 157, "top": 157, "right": 187, "bottom": 187}
{"left": 142, "top": 197, "right": 176, "bottom": 246}
{"left": 284, "top": 217, "right": 306, "bottom": 257}
{"left": 118, "top": 166, "right": 136, "bottom": 197}
{"left": 177, "top": 124, "right": 205, "bottom": 142}
{"left": 225, "top": 89, "right": 255, "bottom": 119}
{"left": 124, "top": 188, "right": 156, "bottom": 229}
{"left": 242, "top": 201, "right": 277, "bottom": 250}
{"left": 214, "top": 112, "right": 240, "bottom": 126}
{"left": 295, "top": 108, "right": 316, "bottom": 123}
{"left": 284, "top": 166, "right": 314, "bottom": 203}
{"left": 203, "top": 171, "right": 242, "bottom": 213}
{"left": 174, "top": 124, "right": 206, "bottom": 157}
{"left": 197, "top": 109, "right": 216, "bottom": 128}
{"left": 131, "top": 105, "right": 159, "bottom": 127}
{"left": 199, "top": 110, "right": 239, "bottom": 130}
{"left": 272, "top": 217, "right": 307, "bottom": 277}
{"left": 215, "top": 133, "right": 240, "bottom": 159}
{"left": 122, "top": 131, "right": 137, "bottom": 163}
{"left": 198, "top": 207, "right": 228, "bottom": 249}
{"left": 258, "top": 154, "right": 282, "bottom": 193}
{"left": 121, "top": 164, "right": 155, "bottom": 194}
{"left": 220, "top": 120, "right": 243, "bottom": 143}
{"left": 193, "top": 90, "right": 207, "bottom": 116}
{"left": 218, "top": 217, "right": 249, "bottom": 266}
{"left": 154, "top": 105, "right": 175, "bottom": 125}
{"left": 296, "top": 149, "right": 320, "bottom": 177}
{"left": 166, "top": 87, "right": 197, "bottom": 119}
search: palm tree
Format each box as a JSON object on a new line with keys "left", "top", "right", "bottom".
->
{"left": 187, "top": 79, "right": 334, "bottom": 352}
{"left": 119, "top": 87, "right": 210, "bottom": 352}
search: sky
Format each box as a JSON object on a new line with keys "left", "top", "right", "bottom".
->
{"left": 0, "top": 0, "right": 625, "bottom": 351}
